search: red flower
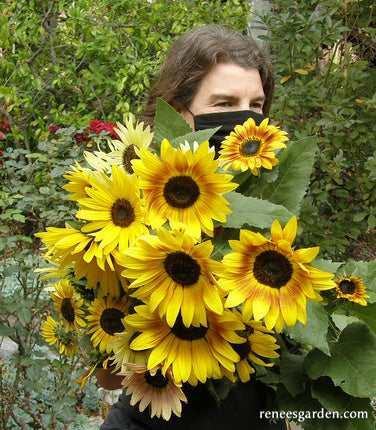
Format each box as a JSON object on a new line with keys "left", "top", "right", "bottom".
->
{"left": 74, "top": 132, "right": 91, "bottom": 144}
{"left": 88, "top": 120, "right": 119, "bottom": 139}
{"left": 0, "top": 119, "right": 10, "bottom": 132}
{"left": 49, "top": 125, "right": 59, "bottom": 134}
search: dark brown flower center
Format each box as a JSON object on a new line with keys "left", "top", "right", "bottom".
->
{"left": 163, "top": 175, "right": 200, "bottom": 208}
{"left": 253, "top": 250, "right": 293, "bottom": 288}
{"left": 338, "top": 279, "right": 356, "bottom": 295}
{"left": 164, "top": 252, "right": 201, "bottom": 286}
{"left": 144, "top": 369, "right": 169, "bottom": 389}
{"left": 231, "top": 339, "right": 251, "bottom": 361}
{"left": 122, "top": 145, "right": 139, "bottom": 174}
{"left": 111, "top": 198, "right": 135, "bottom": 227}
{"left": 100, "top": 308, "right": 125, "bottom": 335}
{"left": 61, "top": 298, "right": 75, "bottom": 322}
{"left": 240, "top": 138, "right": 261, "bottom": 156}
{"left": 171, "top": 314, "right": 208, "bottom": 340}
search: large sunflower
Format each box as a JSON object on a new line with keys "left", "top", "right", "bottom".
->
{"left": 50, "top": 279, "right": 86, "bottom": 334}
{"left": 120, "top": 364, "right": 187, "bottom": 421}
{"left": 77, "top": 165, "right": 149, "bottom": 254}
{"left": 132, "top": 139, "right": 238, "bottom": 240}
{"left": 125, "top": 305, "right": 245, "bottom": 385}
{"left": 87, "top": 296, "right": 130, "bottom": 353}
{"left": 218, "top": 117, "right": 288, "bottom": 175}
{"left": 335, "top": 276, "right": 369, "bottom": 306}
{"left": 220, "top": 217, "right": 336, "bottom": 332}
{"left": 120, "top": 227, "right": 224, "bottom": 328}
{"left": 41, "top": 316, "right": 81, "bottom": 359}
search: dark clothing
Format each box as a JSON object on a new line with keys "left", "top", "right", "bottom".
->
{"left": 101, "top": 380, "right": 286, "bottom": 430}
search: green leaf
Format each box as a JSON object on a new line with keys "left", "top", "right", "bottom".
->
{"left": 153, "top": 98, "right": 192, "bottom": 153}
{"left": 284, "top": 301, "right": 330, "bottom": 355}
{"left": 254, "top": 136, "right": 318, "bottom": 214}
{"left": 280, "top": 351, "right": 306, "bottom": 397}
{"left": 18, "top": 307, "right": 32, "bottom": 324}
{"left": 305, "top": 322, "right": 376, "bottom": 397}
{"left": 0, "top": 326, "right": 16, "bottom": 336}
{"left": 223, "top": 192, "right": 295, "bottom": 229}
{"left": 343, "top": 302, "right": 376, "bottom": 335}
{"left": 311, "top": 377, "right": 351, "bottom": 415}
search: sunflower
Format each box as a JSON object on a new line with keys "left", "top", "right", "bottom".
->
{"left": 220, "top": 217, "right": 336, "bottom": 332}
{"left": 75, "top": 347, "right": 110, "bottom": 388}
{"left": 76, "top": 165, "right": 149, "bottom": 254}
{"left": 335, "top": 276, "right": 369, "bottom": 306}
{"left": 41, "top": 316, "right": 81, "bottom": 359}
{"left": 50, "top": 279, "right": 86, "bottom": 334}
{"left": 125, "top": 305, "right": 245, "bottom": 384}
{"left": 132, "top": 139, "right": 238, "bottom": 240}
{"left": 226, "top": 314, "right": 279, "bottom": 383}
{"left": 218, "top": 117, "right": 288, "bottom": 175}
{"left": 36, "top": 224, "right": 128, "bottom": 297}
{"left": 87, "top": 296, "right": 130, "bottom": 353}
{"left": 110, "top": 327, "right": 150, "bottom": 373}
{"left": 62, "top": 162, "right": 104, "bottom": 202}
{"left": 120, "top": 364, "right": 187, "bottom": 421}
{"left": 120, "top": 227, "right": 224, "bottom": 328}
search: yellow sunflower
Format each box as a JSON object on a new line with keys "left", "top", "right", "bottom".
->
{"left": 87, "top": 296, "right": 130, "bottom": 353}
{"left": 125, "top": 305, "right": 245, "bottom": 385}
{"left": 41, "top": 316, "right": 81, "bottom": 359}
{"left": 110, "top": 327, "right": 150, "bottom": 373}
{"left": 120, "top": 364, "right": 187, "bottom": 421}
{"left": 218, "top": 117, "right": 288, "bottom": 175}
{"left": 220, "top": 217, "right": 336, "bottom": 332}
{"left": 335, "top": 276, "right": 370, "bottom": 306}
{"left": 62, "top": 162, "right": 104, "bottom": 202}
{"left": 225, "top": 313, "right": 279, "bottom": 383}
{"left": 132, "top": 139, "right": 238, "bottom": 240}
{"left": 50, "top": 279, "right": 86, "bottom": 334}
{"left": 120, "top": 227, "right": 224, "bottom": 328}
{"left": 36, "top": 224, "right": 128, "bottom": 297}
{"left": 77, "top": 165, "right": 149, "bottom": 254}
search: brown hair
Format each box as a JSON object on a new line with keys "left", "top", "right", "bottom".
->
{"left": 139, "top": 24, "right": 274, "bottom": 127}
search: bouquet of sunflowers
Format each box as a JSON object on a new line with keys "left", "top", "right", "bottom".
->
{"left": 36, "top": 100, "right": 376, "bottom": 425}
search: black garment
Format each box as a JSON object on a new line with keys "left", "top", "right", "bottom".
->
{"left": 101, "top": 380, "right": 286, "bottom": 430}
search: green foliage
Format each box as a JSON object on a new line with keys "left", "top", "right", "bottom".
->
{"left": 261, "top": 0, "right": 376, "bottom": 259}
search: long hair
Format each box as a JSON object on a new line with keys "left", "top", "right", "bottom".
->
{"left": 140, "top": 25, "right": 274, "bottom": 127}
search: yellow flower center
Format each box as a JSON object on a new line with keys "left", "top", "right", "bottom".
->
{"left": 171, "top": 314, "right": 208, "bottom": 340}
{"left": 163, "top": 175, "right": 200, "bottom": 208}
{"left": 100, "top": 308, "right": 125, "bottom": 335}
{"left": 144, "top": 369, "right": 169, "bottom": 389}
{"left": 164, "top": 252, "right": 201, "bottom": 286}
{"left": 338, "top": 279, "right": 356, "bottom": 295}
{"left": 253, "top": 250, "right": 293, "bottom": 288}
{"left": 111, "top": 198, "right": 135, "bottom": 227}
{"left": 61, "top": 298, "right": 75, "bottom": 323}
{"left": 122, "top": 144, "right": 138, "bottom": 174}
{"left": 240, "top": 138, "right": 262, "bottom": 156}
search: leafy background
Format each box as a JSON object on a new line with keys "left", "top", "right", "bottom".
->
{"left": 0, "top": 0, "right": 375, "bottom": 428}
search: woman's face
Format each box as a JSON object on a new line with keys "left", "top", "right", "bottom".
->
{"left": 180, "top": 62, "right": 265, "bottom": 129}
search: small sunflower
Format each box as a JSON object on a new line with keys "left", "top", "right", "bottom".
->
{"left": 63, "top": 162, "right": 104, "bottom": 202}
{"left": 125, "top": 305, "right": 245, "bottom": 384}
{"left": 220, "top": 217, "right": 336, "bottom": 332}
{"left": 228, "top": 314, "right": 279, "bottom": 383}
{"left": 50, "top": 279, "right": 86, "bottom": 334}
{"left": 77, "top": 165, "right": 149, "bottom": 254}
{"left": 218, "top": 117, "right": 288, "bottom": 175}
{"left": 110, "top": 327, "right": 150, "bottom": 373}
{"left": 75, "top": 347, "right": 109, "bottom": 388}
{"left": 41, "top": 316, "right": 81, "bottom": 359}
{"left": 120, "top": 227, "right": 224, "bottom": 328}
{"left": 335, "top": 276, "right": 369, "bottom": 306}
{"left": 120, "top": 364, "right": 187, "bottom": 421}
{"left": 87, "top": 296, "right": 130, "bottom": 353}
{"left": 132, "top": 139, "right": 238, "bottom": 240}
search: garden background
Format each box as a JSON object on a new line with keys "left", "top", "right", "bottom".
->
{"left": 0, "top": 0, "right": 375, "bottom": 428}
